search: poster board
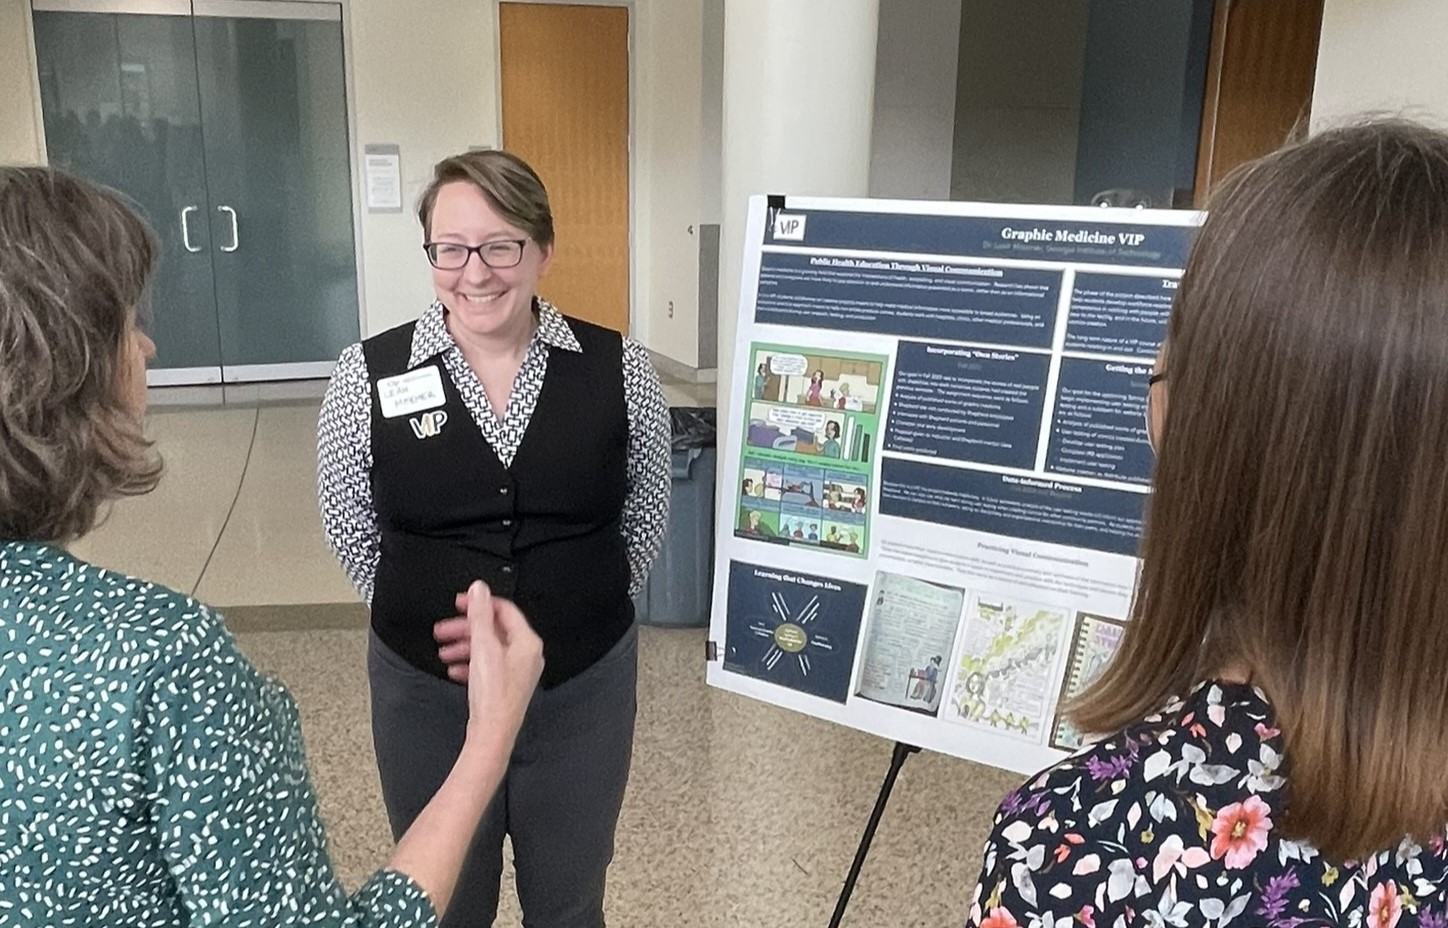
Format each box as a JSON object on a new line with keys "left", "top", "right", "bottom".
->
{"left": 705, "top": 195, "right": 1202, "bottom": 776}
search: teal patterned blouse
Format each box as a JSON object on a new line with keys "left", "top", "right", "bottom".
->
{"left": 0, "top": 542, "right": 437, "bottom": 927}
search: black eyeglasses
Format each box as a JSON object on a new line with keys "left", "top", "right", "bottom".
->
{"left": 423, "top": 239, "right": 527, "bottom": 270}
{"left": 1145, "top": 369, "right": 1167, "bottom": 453}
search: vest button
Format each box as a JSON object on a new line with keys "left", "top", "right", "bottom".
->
{"left": 499, "top": 487, "right": 510, "bottom": 495}
{"left": 501, "top": 564, "right": 513, "bottom": 574}
{"left": 502, "top": 519, "right": 513, "bottom": 527}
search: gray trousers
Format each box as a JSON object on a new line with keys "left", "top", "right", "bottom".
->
{"left": 368, "top": 625, "right": 638, "bottom": 928}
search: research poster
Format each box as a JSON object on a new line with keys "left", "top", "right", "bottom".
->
{"left": 706, "top": 195, "right": 1202, "bottom": 775}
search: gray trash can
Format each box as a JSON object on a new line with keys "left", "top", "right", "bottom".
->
{"left": 634, "top": 407, "right": 716, "bottom": 628}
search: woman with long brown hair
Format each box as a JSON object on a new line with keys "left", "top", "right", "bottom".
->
{"left": 967, "top": 119, "right": 1448, "bottom": 927}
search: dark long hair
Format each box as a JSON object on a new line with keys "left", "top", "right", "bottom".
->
{"left": 1072, "top": 119, "right": 1448, "bottom": 859}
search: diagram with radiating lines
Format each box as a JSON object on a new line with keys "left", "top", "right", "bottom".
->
{"left": 723, "top": 560, "right": 867, "bottom": 703}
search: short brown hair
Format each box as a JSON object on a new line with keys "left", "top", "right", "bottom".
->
{"left": 416, "top": 149, "right": 554, "bottom": 246}
{"left": 1071, "top": 119, "right": 1448, "bottom": 859}
{"left": 0, "top": 167, "right": 162, "bottom": 544}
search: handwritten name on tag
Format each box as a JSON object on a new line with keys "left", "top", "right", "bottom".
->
{"left": 377, "top": 366, "right": 446, "bottom": 419}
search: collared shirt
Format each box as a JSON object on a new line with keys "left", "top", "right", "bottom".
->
{"left": 317, "top": 299, "right": 670, "bottom": 603}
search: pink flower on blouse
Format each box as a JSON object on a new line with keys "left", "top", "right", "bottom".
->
{"left": 1370, "top": 882, "right": 1404, "bottom": 928}
{"left": 980, "top": 908, "right": 1019, "bottom": 928}
{"left": 1153, "top": 833, "right": 1212, "bottom": 881}
{"left": 1209, "top": 796, "right": 1273, "bottom": 869}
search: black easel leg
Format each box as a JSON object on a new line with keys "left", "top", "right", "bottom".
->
{"left": 827, "top": 741, "right": 921, "bottom": 928}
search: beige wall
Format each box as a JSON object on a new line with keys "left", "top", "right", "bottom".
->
{"left": 348, "top": 0, "right": 499, "bottom": 337}
{"left": 634, "top": 0, "right": 705, "bottom": 367}
{"left": 0, "top": 0, "right": 43, "bottom": 165}
{"left": 349, "top": 0, "right": 714, "bottom": 359}
{"left": 699, "top": 0, "right": 723, "bottom": 226}
{"left": 352, "top": 0, "right": 712, "bottom": 356}
{"left": 1312, "top": 0, "right": 1448, "bottom": 130}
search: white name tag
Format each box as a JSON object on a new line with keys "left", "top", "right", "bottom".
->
{"left": 377, "top": 365, "right": 446, "bottom": 419}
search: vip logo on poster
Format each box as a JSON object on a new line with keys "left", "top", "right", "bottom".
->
{"left": 772, "top": 212, "right": 807, "bottom": 241}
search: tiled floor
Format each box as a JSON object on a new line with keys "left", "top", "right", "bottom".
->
{"left": 69, "top": 380, "right": 1020, "bottom": 927}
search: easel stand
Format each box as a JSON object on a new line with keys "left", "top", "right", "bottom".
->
{"left": 827, "top": 741, "right": 921, "bottom": 928}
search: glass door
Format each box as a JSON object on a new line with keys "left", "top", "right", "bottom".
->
{"left": 30, "top": 0, "right": 360, "bottom": 385}
{"left": 193, "top": 1, "right": 359, "bottom": 380}
{"left": 33, "top": 1, "right": 225, "bottom": 384}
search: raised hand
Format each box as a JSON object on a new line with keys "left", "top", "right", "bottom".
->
{"left": 456, "top": 582, "right": 543, "bottom": 746}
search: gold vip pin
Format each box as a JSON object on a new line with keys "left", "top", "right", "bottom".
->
{"left": 409, "top": 410, "right": 448, "bottom": 439}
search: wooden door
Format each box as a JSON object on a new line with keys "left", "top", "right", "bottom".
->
{"left": 1194, "top": 0, "right": 1326, "bottom": 206}
{"left": 499, "top": 2, "right": 631, "bottom": 333}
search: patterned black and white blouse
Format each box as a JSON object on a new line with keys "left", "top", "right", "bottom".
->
{"left": 967, "top": 680, "right": 1448, "bottom": 928}
{"left": 316, "top": 298, "right": 671, "bottom": 603}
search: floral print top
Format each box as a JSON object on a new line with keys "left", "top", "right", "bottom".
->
{"left": 967, "top": 680, "right": 1448, "bottom": 928}
{"left": 0, "top": 542, "right": 437, "bottom": 927}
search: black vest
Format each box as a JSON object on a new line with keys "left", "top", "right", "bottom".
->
{"left": 363, "top": 315, "right": 633, "bottom": 688}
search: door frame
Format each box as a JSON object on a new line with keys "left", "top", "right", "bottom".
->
{"left": 21, "top": 0, "right": 48, "bottom": 164}
{"left": 27, "top": 0, "right": 368, "bottom": 386}
{"left": 492, "top": 0, "right": 638, "bottom": 337}
{"left": 335, "top": 0, "right": 369, "bottom": 359}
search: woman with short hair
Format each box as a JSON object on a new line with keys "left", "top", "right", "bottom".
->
{"left": 318, "top": 149, "right": 670, "bottom": 928}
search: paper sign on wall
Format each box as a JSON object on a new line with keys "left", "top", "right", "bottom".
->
{"left": 364, "top": 143, "right": 403, "bottom": 213}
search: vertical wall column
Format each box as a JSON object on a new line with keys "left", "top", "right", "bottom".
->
{"left": 717, "top": 0, "right": 879, "bottom": 422}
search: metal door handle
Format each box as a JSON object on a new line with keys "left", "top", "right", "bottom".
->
{"left": 218, "top": 205, "right": 238, "bottom": 252}
{"left": 180, "top": 206, "right": 201, "bottom": 253}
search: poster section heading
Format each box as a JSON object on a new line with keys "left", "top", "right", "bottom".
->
{"left": 756, "top": 252, "right": 1062, "bottom": 346}
{"left": 884, "top": 342, "right": 1049, "bottom": 470}
{"left": 1065, "top": 272, "right": 1177, "bottom": 357}
{"left": 766, "top": 209, "right": 1194, "bottom": 269}
{"left": 1045, "top": 358, "right": 1156, "bottom": 486}
{"left": 878, "top": 457, "right": 1146, "bottom": 558}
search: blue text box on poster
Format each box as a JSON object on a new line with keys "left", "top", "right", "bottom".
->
{"left": 1045, "top": 358, "right": 1155, "bottom": 486}
{"left": 884, "top": 341, "right": 1050, "bottom": 469}
{"left": 877, "top": 458, "right": 1146, "bottom": 557}
{"left": 1064, "top": 272, "right": 1176, "bottom": 358}
{"left": 723, "top": 561, "right": 868, "bottom": 703}
{"left": 755, "top": 253, "right": 1062, "bottom": 348}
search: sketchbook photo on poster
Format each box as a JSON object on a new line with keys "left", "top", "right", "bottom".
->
{"left": 1049, "top": 613, "right": 1127, "bottom": 751}
{"left": 854, "top": 572, "right": 966, "bottom": 716}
